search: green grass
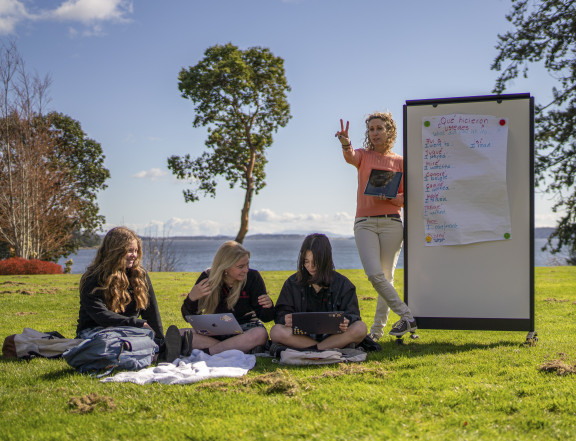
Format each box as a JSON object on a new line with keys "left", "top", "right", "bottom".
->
{"left": 1, "top": 267, "right": 576, "bottom": 440}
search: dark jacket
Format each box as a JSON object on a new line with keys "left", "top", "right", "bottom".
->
{"left": 181, "top": 269, "right": 275, "bottom": 325}
{"left": 76, "top": 272, "right": 164, "bottom": 339}
{"left": 274, "top": 271, "right": 362, "bottom": 325}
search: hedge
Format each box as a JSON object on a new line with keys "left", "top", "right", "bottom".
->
{"left": 0, "top": 257, "right": 64, "bottom": 275}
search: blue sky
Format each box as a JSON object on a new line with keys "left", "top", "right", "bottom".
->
{"left": 0, "top": 0, "right": 561, "bottom": 237}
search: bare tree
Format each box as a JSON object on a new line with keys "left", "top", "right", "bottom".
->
{"left": 141, "top": 227, "right": 180, "bottom": 272}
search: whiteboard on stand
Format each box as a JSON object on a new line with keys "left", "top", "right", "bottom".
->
{"left": 403, "top": 94, "right": 534, "bottom": 331}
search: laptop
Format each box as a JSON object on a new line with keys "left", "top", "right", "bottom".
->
{"left": 292, "top": 312, "right": 345, "bottom": 335}
{"left": 184, "top": 313, "right": 243, "bottom": 336}
{"left": 364, "top": 170, "right": 403, "bottom": 199}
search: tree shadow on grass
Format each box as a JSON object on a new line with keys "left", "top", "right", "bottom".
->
{"left": 39, "top": 367, "right": 78, "bottom": 381}
{"left": 248, "top": 339, "right": 527, "bottom": 374}
{"left": 372, "top": 338, "right": 525, "bottom": 361}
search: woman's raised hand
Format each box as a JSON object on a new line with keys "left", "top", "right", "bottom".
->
{"left": 188, "top": 278, "right": 211, "bottom": 301}
{"left": 335, "top": 119, "right": 351, "bottom": 146}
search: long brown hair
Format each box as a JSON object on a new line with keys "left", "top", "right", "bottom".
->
{"left": 362, "top": 111, "right": 397, "bottom": 153}
{"left": 80, "top": 227, "right": 149, "bottom": 313}
{"left": 198, "top": 241, "right": 250, "bottom": 314}
{"left": 296, "top": 233, "right": 335, "bottom": 287}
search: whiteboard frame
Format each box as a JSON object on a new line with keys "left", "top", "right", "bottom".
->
{"left": 403, "top": 94, "right": 534, "bottom": 331}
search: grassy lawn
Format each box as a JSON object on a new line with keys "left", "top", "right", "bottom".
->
{"left": 1, "top": 267, "right": 575, "bottom": 440}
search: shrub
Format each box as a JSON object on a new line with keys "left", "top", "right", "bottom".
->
{"left": 0, "top": 257, "right": 63, "bottom": 275}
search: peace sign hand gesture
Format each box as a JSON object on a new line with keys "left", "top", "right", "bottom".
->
{"left": 335, "top": 119, "right": 351, "bottom": 147}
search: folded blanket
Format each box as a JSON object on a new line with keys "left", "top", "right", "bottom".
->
{"left": 100, "top": 349, "right": 256, "bottom": 385}
{"left": 279, "top": 348, "right": 367, "bottom": 365}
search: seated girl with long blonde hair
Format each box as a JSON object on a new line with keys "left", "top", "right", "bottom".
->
{"left": 181, "top": 241, "right": 274, "bottom": 355}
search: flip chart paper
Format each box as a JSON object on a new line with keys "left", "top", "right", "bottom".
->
{"left": 422, "top": 114, "right": 511, "bottom": 246}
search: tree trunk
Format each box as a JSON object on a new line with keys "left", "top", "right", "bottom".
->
{"left": 235, "top": 149, "right": 256, "bottom": 244}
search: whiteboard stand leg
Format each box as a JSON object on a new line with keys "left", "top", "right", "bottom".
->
{"left": 524, "top": 331, "right": 538, "bottom": 346}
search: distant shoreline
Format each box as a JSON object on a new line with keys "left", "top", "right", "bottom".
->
{"left": 83, "top": 228, "right": 556, "bottom": 245}
{"left": 142, "top": 228, "right": 556, "bottom": 240}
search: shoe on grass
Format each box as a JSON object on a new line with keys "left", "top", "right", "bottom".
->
{"left": 389, "top": 318, "right": 418, "bottom": 337}
{"left": 164, "top": 325, "right": 182, "bottom": 363}
{"left": 249, "top": 344, "right": 267, "bottom": 354}
{"left": 359, "top": 335, "right": 381, "bottom": 352}
{"left": 181, "top": 329, "right": 194, "bottom": 357}
{"left": 268, "top": 342, "right": 288, "bottom": 358}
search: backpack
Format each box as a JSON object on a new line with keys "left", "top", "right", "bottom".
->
{"left": 63, "top": 326, "right": 158, "bottom": 377}
{"left": 2, "top": 328, "right": 84, "bottom": 359}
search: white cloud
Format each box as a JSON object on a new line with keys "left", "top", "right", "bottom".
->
{"left": 164, "top": 218, "right": 226, "bottom": 236}
{"left": 104, "top": 210, "right": 356, "bottom": 238}
{"left": 50, "top": 0, "right": 133, "bottom": 23}
{"left": 0, "top": 0, "right": 30, "bottom": 34}
{"left": 104, "top": 218, "right": 231, "bottom": 237}
{"left": 252, "top": 208, "right": 353, "bottom": 224}
{"left": 0, "top": 0, "right": 133, "bottom": 35}
{"left": 131, "top": 168, "right": 169, "bottom": 180}
{"left": 251, "top": 209, "right": 355, "bottom": 236}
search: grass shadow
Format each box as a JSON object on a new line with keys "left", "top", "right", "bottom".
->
{"left": 39, "top": 366, "right": 78, "bottom": 381}
{"left": 372, "top": 339, "right": 524, "bottom": 360}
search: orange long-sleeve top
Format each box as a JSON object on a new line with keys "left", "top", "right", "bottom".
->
{"left": 344, "top": 148, "right": 404, "bottom": 218}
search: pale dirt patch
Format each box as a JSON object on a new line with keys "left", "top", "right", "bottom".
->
{"left": 68, "top": 393, "right": 116, "bottom": 413}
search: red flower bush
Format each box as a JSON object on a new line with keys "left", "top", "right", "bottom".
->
{"left": 0, "top": 257, "right": 63, "bottom": 275}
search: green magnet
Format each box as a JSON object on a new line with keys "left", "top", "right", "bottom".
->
{"left": 424, "top": 121, "right": 430, "bottom": 127}
{"left": 504, "top": 233, "right": 511, "bottom": 239}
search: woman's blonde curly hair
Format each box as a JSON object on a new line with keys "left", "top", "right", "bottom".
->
{"left": 81, "top": 227, "right": 149, "bottom": 313}
{"left": 362, "top": 111, "right": 397, "bottom": 153}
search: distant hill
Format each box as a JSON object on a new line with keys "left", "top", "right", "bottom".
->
{"left": 534, "top": 227, "right": 555, "bottom": 239}
{"left": 165, "top": 228, "right": 556, "bottom": 240}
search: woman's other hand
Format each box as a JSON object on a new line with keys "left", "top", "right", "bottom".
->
{"left": 339, "top": 317, "right": 350, "bottom": 333}
{"left": 257, "top": 294, "right": 274, "bottom": 309}
{"left": 389, "top": 193, "right": 404, "bottom": 206}
{"left": 188, "top": 278, "right": 211, "bottom": 301}
{"left": 142, "top": 322, "right": 155, "bottom": 336}
{"left": 284, "top": 313, "right": 293, "bottom": 328}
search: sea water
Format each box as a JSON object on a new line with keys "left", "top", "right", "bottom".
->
{"left": 58, "top": 237, "right": 567, "bottom": 274}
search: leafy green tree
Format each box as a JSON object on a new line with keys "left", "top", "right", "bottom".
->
{"left": 0, "top": 41, "right": 109, "bottom": 261}
{"left": 168, "top": 43, "right": 291, "bottom": 243}
{"left": 48, "top": 112, "right": 110, "bottom": 234}
{"left": 491, "top": 0, "right": 576, "bottom": 264}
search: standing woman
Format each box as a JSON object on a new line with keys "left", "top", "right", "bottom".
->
{"left": 335, "top": 112, "right": 417, "bottom": 338}
{"left": 181, "top": 241, "right": 274, "bottom": 355}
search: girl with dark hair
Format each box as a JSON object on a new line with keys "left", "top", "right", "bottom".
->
{"left": 181, "top": 241, "right": 274, "bottom": 355}
{"left": 76, "top": 227, "right": 184, "bottom": 363}
{"left": 336, "top": 112, "right": 417, "bottom": 339}
{"left": 269, "top": 234, "right": 367, "bottom": 351}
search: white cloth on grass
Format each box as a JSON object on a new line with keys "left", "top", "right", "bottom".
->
{"left": 100, "top": 349, "right": 256, "bottom": 385}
